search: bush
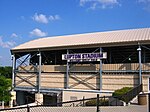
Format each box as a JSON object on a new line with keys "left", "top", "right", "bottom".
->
{"left": 112, "top": 87, "right": 133, "bottom": 103}
{"left": 85, "top": 98, "right": 109, "bottom": 106}
{"left": 112, "top": 87, "right": 133, "bottom": 97}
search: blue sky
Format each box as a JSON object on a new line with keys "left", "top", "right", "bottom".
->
{"left": 0, "top": 0, "right": 150, "bottom": 66}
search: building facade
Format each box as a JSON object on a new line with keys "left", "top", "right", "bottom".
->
{"left": 10, "top": 28, "right": 150, "bottom": 106}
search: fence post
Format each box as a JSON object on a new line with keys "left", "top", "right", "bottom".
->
{"left": 83, "top": 96, "right": 85, "bottom": 107}
{"left": 73, "top": 103, "right": 75, "bottom": 107}
{"left": 27, "top": 105, "right": 30, "bottom": 112}
{"left": 97, "top": 94, "right": 99, "bottom": 112}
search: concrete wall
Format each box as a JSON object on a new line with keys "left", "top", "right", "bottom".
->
{"left": 62, "top": 91, "right": 112, "bottom": 102}
{"left": 102, "top": 73, "right": 139, "bottom": 90}
{"left": 15, "top": 73, "right": 65, "bottom": 88}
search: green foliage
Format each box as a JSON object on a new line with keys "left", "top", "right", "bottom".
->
{"left": 0, "top": 75, "right": 12, "bottom": 102}
{"left": 85, "top": 99, "right": 109, "bottom": 106}
{"left": 0, "top": 66, "right": 12, "bottom": 78}
{"left": 112, "top": 87, "right": 133, "bottom": 97}
{"left": 112, "top": 87, "right": 133, "bottom": 103}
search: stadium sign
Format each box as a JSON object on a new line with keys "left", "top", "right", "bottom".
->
{"left": 62, "top": 52, "right": 107, "bottom": 62}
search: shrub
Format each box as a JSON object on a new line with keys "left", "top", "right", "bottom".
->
{"left": 112, "top": 87, "right": 133, "bottom": 102}
{"left": 112, "top": 87, "right": 133, "bottom": 97}
{"left": 85, "top": 98, "right": 109, "bottom": 106}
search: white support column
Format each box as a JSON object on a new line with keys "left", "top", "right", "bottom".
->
{"left": 137, "top": 44, "right": 142, "bottom": 85}
{"left": 66, "top": 49, "right": 69, "bottom": 89}
{"left": 10, "top": 91, "right": 16, "bottom": 107}
{"left": 2, "top": 101, "right": 4, "bottom": 109}
{"left": 100, "top": 48, "right": 103, "bottom": 90}
{"left": 11, "top": 54, "right": 16, "bottom": 107}
{"left": 12, "top": 54, "right": 16, "bottom": 89}
{"left": 37, "top": 51, "right": 42, "bottom": 93}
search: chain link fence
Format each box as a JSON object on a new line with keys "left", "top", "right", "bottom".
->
{"left": 0, "top": 95, "right": 117, "bottom": 112}
{"left": 0, "top": 94, "right": 148, "bottom": 112}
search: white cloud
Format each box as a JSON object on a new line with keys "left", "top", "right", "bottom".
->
{"left": 11, "top": 33, "right": 18, "bottom": 38}
{"left": 138, "top": 0, "right": 150, "bottom": 11}
{"left": 80, "top": 0, "right": 120, "bottom": 10}
{"left": 0, "top": 56, "right": 2, "bottom": 59}
{"left": 0, "top": 36, "right": 16, "bottom": 48}
{"left": 32, "top": 13, "right": 60, "bottom": 24}
{"left": 30, "top": 28, "right": 48, "bottom": 37}
{"left": 138, "top": 0, "right": 150, "bottom": 3}
{"left": 49, "top": 15, "right": 60, "bottom": 21}
{"left": 32, "top": 13, "right": 49, "bottom": 24}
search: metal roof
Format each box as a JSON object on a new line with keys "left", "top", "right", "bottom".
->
{"left": 11, "top": 28, "right": 150, "bottom": 53}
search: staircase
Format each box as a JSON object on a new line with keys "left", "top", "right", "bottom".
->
{"left": 118, "top": 84, "right": 143, "bottom": 104}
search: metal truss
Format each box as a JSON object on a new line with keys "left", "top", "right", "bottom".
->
{"left": 13, "top": 52, "right": 41, "bottom": 92}
{"left": 69, "top": 73, "right": 99, "bottom": 90}
{"left": 66, "top": 47, "right": 103, "bottom": 90}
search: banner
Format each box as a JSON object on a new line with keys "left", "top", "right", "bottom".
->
{"left": 62, "top": 52, "right": 107, "bottom": 62}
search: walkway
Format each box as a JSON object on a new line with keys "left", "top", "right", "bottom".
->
{"left": 0, "top": 105, "right": 147, "bottom": 112}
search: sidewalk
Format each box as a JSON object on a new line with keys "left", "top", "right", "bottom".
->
{"left": 100, "top": 105, "right": 147, "bottom": 112}
{"left": 0, "top": 105, "right": 147, "bottom": 112}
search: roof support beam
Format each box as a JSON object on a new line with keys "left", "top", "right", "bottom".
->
{"left": 12, "top": 54, "right": 16, "bottom": 89}
{"left": 100, "top": 47, "right": 103, "bottom": 90}
{"left": 137, "top": 44, "right": 142, "bottom": 85}
{"left": 66, "top": 49, "right": 69, "bottom": 89}
{"left": 37, "top": 51, "right": 42, "bottom": 93}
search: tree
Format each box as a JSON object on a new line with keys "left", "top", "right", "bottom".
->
{"left": 0, "top": 66, "right": 12, "bottom": 78}
{"left": 0, "top": 76, "right": 12, "bottom": 102}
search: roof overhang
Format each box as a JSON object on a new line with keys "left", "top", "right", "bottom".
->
{"left": 11, "top": 28, "right": 150, "bottom": 54}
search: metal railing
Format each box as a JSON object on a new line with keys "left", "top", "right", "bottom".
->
{"left": 118, "top": 84, "right": 143, "bottom": 104}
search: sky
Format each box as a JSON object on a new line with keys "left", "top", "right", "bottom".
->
{"left": 0, "top": 0, "right": 150, "bottom": 66}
